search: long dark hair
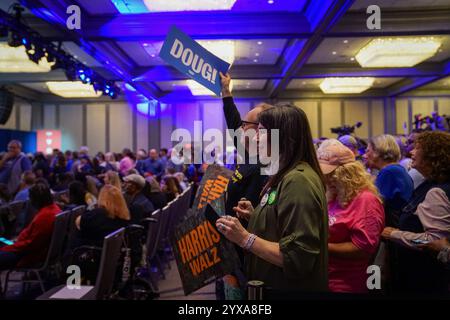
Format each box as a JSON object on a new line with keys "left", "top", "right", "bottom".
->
{"left": 258, "top": 103, "right": 325, "bottom": 195}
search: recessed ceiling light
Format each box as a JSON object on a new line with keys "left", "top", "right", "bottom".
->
{"left": 253, "top": 59, "right": 258, "bottom": 63}
{"left": 350, "top": 57, "right": 355, "bottom": 61}
{"left": 143, "top": 0, "right": 237, "bottom": 12}
{"left": 332, "top": 51, "right": 337, "bottom": 55}
{"left": 46, "top": 81, "right": 102, "bottom": 98}
{"left": 255, "top": 52, "right": 260, "bottom": 57}
{"left": 143, "top": 43, "right": 149, "bottom": 47}
{"left": 151, "top": 54, "right": 156, "bottom": 57}
{"left": 268, "top": 0, "right": 274, "bottom": 4}
{"left": 257, "top": 41, "right": 263, "bottom": 45}
{"left": 197, "top": 40, "right": 236, "bottom": 65}
{"left": 319, "top": 77, "right": 375, "bottom": 94}
{"left": 355, "top": 37, "right": 441, "bottom": 67}
{"left": 343, "top": 40, "right": 348, "bottom": 44}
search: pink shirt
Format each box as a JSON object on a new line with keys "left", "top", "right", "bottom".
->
{"left": 119, "top": 156, "right": 135, "bottom": 176}
{"left": 328, "top": 190, "right": 385, "bottom": 293}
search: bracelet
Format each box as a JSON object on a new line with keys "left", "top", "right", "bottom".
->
{"left": 242, "top": 233, "right": 257, "bottom": 251}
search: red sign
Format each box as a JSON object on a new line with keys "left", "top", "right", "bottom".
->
{"left": 37, "top": 130, "right": 62, "bottom": 154}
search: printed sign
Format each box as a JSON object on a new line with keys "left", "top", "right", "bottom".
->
{"left": 159, "top": 26, "right": 231, "bottom": 96}
{"left": 36, "top": 130, "right": 61, "bottom": 155}
{"left": 171, "top": 165, "right": 239, "bottom": 295}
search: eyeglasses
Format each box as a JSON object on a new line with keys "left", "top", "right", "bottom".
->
{"left": 240, "top": 120, "right": 258, "bottom": 128}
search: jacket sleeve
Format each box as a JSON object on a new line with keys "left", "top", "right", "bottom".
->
{"left": 223, "top": 96, "right": 242, "bottom": 131}
{"left": 2, "top": 213, "right": 53, "bottom": 254}
{"left": 276, "top": 173, "right": 327, "bottom": 279}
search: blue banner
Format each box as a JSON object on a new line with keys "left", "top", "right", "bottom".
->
{"left": 159, "top": 26, "right": 230, "bottom": 96}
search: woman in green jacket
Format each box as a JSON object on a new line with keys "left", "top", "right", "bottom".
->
{"left": 216, "top": 103, "right": 329, "bottom": 293}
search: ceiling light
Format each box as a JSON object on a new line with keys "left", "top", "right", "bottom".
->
{"left": 197, "top": 40, "right": 235, "bottom": 65}
{"left": 255, "top": 52, "right": 260, "bottom": 57}
{"left": 0, "top": 43, "right": 54, "bottom": 72}
{"left": 268, "top": 0, "right": 274, "bottom": 4}
{"left": 253, "top": 59, "right": 258, "bottom": 63}
{"left": 343, "top": 40, "right": 348, "bottom": 44}
{"left": 350, "top": 57, "right": 355, "bottom": 61}
{"left": 332, "top": 51, "right": 337, "bottom": 55}
{"left": 257, "top": 41, "right": 263, "bottom": 45}
{"left": 319, "top": 77, "right": 375, "bottom": 94}
{"left": 186, "top": 79, "right": 233, "bottom": 96}
{"left": 355, "top": 37, "right": 441, "bottom": 67}
{"left": 46, "top": 81, "right": 102, "bottom": 98}
{"left": 143, "top": 0, "right": 237, "bottom": 12}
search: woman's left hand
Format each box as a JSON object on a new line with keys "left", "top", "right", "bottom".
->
{"left": 381, "top": 227, "right": 398, "bottom": 239}
{"left": 216, "top": 215, "right": 249, "bottom": 247}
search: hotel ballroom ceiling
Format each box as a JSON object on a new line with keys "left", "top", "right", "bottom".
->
{"left": 0, "top": 0, "right": 449, "bottom": 102}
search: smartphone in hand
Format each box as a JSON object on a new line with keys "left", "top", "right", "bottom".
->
{"left": 410, "top": 239, "right": 429, "bottom": 245}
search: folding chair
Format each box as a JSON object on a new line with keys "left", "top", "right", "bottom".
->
{"left": 65, "top": 205, "right": 86, "bottom": 246}
{"left": 37, "top": 227, "right": 125, "bottom": 300}
{"left": 141, "top": 209, "right": 162, "bottom": 285}
{"left": 3, "top": 200, "right": 27, "bottom": 238}
{"left": 2, "top": 210, "right": 70, "bottom": 295}
{"left": 0, "top": 205, "right": 8, "bottom": 236}
{"left": 53, "top": 190, "right": 69, "bottom": 203}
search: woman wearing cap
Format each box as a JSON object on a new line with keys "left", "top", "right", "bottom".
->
{"left": 317, "top": 139, "right": 385, "bottom": 293}
{"left": 216, "top": 104, "right": 329, "bottom": 293}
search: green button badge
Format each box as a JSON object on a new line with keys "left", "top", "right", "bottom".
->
{"left": 267, "top": 190, "right": 277, "bottom": 205}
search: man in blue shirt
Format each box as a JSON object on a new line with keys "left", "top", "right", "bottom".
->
{"left": 0, "top": 140, "right": 32, "bottom": 194}
{"left": 140, "top": 149, "right": 164, "bottom": 180}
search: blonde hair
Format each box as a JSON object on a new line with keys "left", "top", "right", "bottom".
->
{"left": 370, "top": 134, "right": 401, "bottom": 163}
{"left": 97, "top": 185, "right": 130, "bottom": 220}
{"left": 327, "top": 161, "right": 380, "bottom": 208}
{"left": 105, "top": 170, "right": 122, "bottom": 191}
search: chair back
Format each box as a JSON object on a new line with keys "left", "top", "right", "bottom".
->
{"left": 145, "top": 209, "right": 161, "bottom": 260}
{"left": 93, "top": 228, "right": 125, "bottom": 300}
{"left": 41, "top": 210, "right": 70, "bottom": 268}
{"left": 65, "top": 205, "right": 86, "bottom": 250}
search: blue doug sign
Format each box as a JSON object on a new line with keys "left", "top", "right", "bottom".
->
{"left": 159, "top": 26, "right": 231, "bottom": 96}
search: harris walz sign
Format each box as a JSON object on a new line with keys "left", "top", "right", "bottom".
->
{"left": 170, "top": 165, "right": 240, "bottom": 295}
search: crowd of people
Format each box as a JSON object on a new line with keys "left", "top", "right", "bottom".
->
{"left": 0, "top": 72, "right": 449, "bottom": 299}
{"left": 0, "top": 142, "right": 191, "bottom": 273}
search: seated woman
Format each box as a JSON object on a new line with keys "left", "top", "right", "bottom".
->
{"left": 382, "top": 131, "right": 450, "bottom": 293}
{"left": 142, "top": 176, "right": 168, "bottom": 210}
{"left": 161, "top": 176, "right": 182, "bottom": 202}
{"left": 103, "top": 170, "right": 122, "bottom": 191}
{"left": 364, "top": 134, "right": 413, "bottom": 227}
{"left": 216, "top": 103, "right": 329, "bottom": 293}
{"left": 61, "top": 180, "right": 96, "bottom": 211}
{"left": 0, "top": 183, "right": 61, "bottom": 269}
{"left": 72, "top": 185, "right": 130, "bottom": 248}
{"left": 318, "top": 140, "right": 385, "bottom": 293}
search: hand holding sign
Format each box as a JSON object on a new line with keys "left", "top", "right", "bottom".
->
{"left": 220, "top": 72, "right": 232, "bottom": 98}
{"left": 216, "top": 215, "right": 250, "bottom": 248}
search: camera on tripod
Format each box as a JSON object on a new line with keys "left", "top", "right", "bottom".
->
{"left": 330, "top": 122, "right": 363, "bottom": 137}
